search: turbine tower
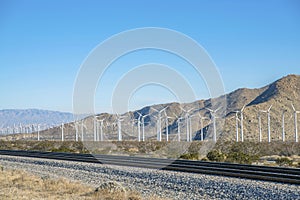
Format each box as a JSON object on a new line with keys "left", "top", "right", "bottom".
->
{"left": 93, "top": 116, "right": 97, "bottom": 142}
{"left": 180, "top": 106, "right": 194, "bottom": 142}
{"left": 61, "top": 123, "right": 64, "bottom": 142}
{"left": 258, "top": 112, "right": 262, "bottom": 142}
{"left": 240, "top": 105, "right": 246, "bottom": 142}
{"left": 75, "top": 121, "right": 79, "bottom": 141}
{"left": 205, "top": 107, "right": 221, "bottom": 142}
{"left": 198, "top": 113, "right": 208, "bottom": 142}
{"left": 81, "top": 120, "right": 86, "bottom": 142}
{"left": 260, "top": 105, "right": 272, "bottom": 143}
{"left": 291, "top": 104, "right": 299, "bottom": 143}
{"left": 282, "top": 110, "right": 286, "bottom": 142}
{"left": 116, "top": 114, "right": 125, "bottom": 141}
{"left": 99, "top": 119, "right": 105, "bottom": 142}
{"left": 176, "top": 117, "right": 183, "bottom": 141}
{"left": 141, "top": 113, "right": 150, "bottom": 141}
{"left": 163, "top": 109, "right": 174, "bottom": 142}
{"left": 137, "top": 112, "right": 143, "bottom": 142}
{"left": 151, "top": 106, "right": 168, "bottom": 141}
{"left": 233, "top": 111, "right": 240, "bottom": 142}
{"left": 37, "top": 124, "right": 40, "bottom": 141}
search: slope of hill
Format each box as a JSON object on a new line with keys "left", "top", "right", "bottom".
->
{"left": 4, "top": 74, "right": 300, "bottom": 144}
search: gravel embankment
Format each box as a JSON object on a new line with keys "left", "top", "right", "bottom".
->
{"left": 0, "top": 155, "right": 299, "bottom": 200}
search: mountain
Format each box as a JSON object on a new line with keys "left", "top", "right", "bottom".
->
{"left": 4, "top": 74, "right": 300, "bottom": 143}
{"left": 0, "top": 109, "right": 74, "bottom": 128}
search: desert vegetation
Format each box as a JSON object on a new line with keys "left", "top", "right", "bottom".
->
{"left": 0, "top": 166, "right": 167, "bottom": 200}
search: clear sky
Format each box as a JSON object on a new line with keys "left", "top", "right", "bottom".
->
{"left": 0, "top": 0, "right": 299, "bottom": 113}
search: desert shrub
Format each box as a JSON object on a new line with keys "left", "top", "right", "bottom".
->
{"left": 179, "top": 153, "right": 199, "bottom": 160}
{"left": 226, "top": 152, "right": 259, "bottom": 164}
{"left": 201, "top": 157, "right": 209, "bottom": 161}
{"left": 275, "top": 157, "right": 293, "bottom": 166}
{"left": 207, "top": 150, "right": 226, "bottom": 162}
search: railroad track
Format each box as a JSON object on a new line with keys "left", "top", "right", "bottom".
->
{"left": 0, "top": 149, "right": 299, "bottom": 185}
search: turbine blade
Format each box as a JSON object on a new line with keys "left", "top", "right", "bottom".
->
{"left": 268, "top": 105, "right": 273, "bottom": 111}
{"left": 241, "top": 104, "right": 246, "bottom": 112}
{"left": 291, "top": 103, "right": 296, "bottom": 111}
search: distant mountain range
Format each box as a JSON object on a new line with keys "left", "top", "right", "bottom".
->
{"left": 2, "top": 74, "right": 300, "bottom": 143}
{"left": 0, "top": 109, "right": 74, "bottom": 128}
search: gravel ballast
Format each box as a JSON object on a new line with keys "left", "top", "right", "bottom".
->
{"left": 0, "top": 155, "right": 299, "bottom": 200}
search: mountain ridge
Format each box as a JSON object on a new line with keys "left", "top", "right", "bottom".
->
{"left": 2, "top": 74, "right": 300, "bottom": 143}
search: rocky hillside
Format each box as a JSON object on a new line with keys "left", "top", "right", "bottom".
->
{"left": 4, "top": 74, "right": 300, "bottom": 143}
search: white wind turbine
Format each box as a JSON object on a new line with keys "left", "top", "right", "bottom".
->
{"left": 176, "top": 117, "right": 184, "bottom": 141}
{"left": 180, "top": 106, "right": 194, "bottom": 142}
{"left": 74, "top": 121, "right": 79, "bottom": 141}
{"left": 98, "top": 119, "right": 105, "bottom": 142}
{"left": 81, "top": 120, "right": 86, "bottom": 141}
{"left": 137, "top": 112, "right": 143, "bottom": 142}
{"left": 196, "top": 112, "right": 210, "bottom": 142}
{"left": 151, "top": 106, "right": 168, "bottom": 141}
{"left": 188, "top": 113, "right": 199, "bottom": 142}
{"left": 116, "top": 114, "right": 125, "bottom": 141}
{"left": 291, "top": 104, "right": 299, "bottom": 143}
{"left": 258, "top": 112, "right": 262, "bottom": 142}
{"left": 163, "top": 109, "right": 174, "bottom": 142}
{"left": 173, "top": 112, "right": 184, "bottom": 142}
{"left": 37, "top": 124, "right": 40, "bottom": 141}
{"left": 240, "top": 105, "right": 246, "bottom": 142}
{"left": 61, "top": 123, "right": 64, "bottom": 141}
{"left": 205, "top": 107, "right": 221, "bottom": 142}
{"left": 93, "top": 116, "right": 97, "bottom": 142}
{"left": 260, "top": 105, "right": 273, "bottom": 143}
{"left": 282, "top": 110, "right": 287, "bottom": 142}
{"left": 69, "top": 121, "right": 79, "bottom": 141}
{"left": 141, "top": 113, "right": 150, "bottom": 141}
{"left": 233, "top": 111, "right": 240, "bottom": 142}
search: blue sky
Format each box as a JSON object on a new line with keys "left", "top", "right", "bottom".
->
{"left": 0, "top": 0, "right": 299, "bottom": 113}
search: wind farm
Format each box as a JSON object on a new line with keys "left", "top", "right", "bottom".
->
{"left": 1, "top": 74, "right": 300, "bottom": 146}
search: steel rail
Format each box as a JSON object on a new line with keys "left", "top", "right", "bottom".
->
{"left": 0, "top": 150, "right": 299, "bottom": 184}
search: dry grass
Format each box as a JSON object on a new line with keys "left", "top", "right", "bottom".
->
{"left": 0, "top": 167, "right": 167, "bottom": 200}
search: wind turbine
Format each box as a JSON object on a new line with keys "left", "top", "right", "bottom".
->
{"left": 258, "top": 112, "right": 262, "bottom": 142}
{"left": 141, "top": 113, "right": 150, "bottom": 141}
{"left": 137, "top": 112, "right": 142, "bottom": 142}
{"left": 282, "top": 110, "right": 287, "bottom": 142}
{"left": 240, "top": 105, "right": 246, "bottom": 142}
{"left": 188, "top": 113, "right": 199, "bottom": 142}
{"left": 151, "top": 106, "right": 168, "bottom": 141}
{"left": 205, "top": 107, "right": 221, "bottom": 142}
{"left": 176, "top": 117, "right": 183, "bottom": 141}
{"left": 98, "top": 119, "right": 105, "bottom": 142}
{"left": 197, "top": 113, "right": 210, "bottom": 142}
{"left": 116, "top": 114, "right": 125, "bottom": 141}
{"left": 73, "top": 121, "right": 79, "bottom": 141}
{"left": 162, "top": 109, "right": 174, "bottom": 142}
{"left": 37, "top": 124, "right": 40, "bottom": 141}
{"left": 291, "top": 104, "right": 299, "bottom": 143}
{"left": 152, "top": 115, "right": 160, "bottom": 141}
{"left": 93, "top": 116, "right": 97, "bottom": 142}
{"left": 69, "top": 121, "right": 79, "bottom": 141}
{"left": 61, "top": 123, "right": 64, "bottom": 141}
{"left": 179, "top": 106, "right": 194, "bottom": 142}
{"left": 81, "top": 120, "right": 84, "bottom": 141}
{"left": 233, "top": 111, "right": 240, "bottom": 142}
{"left": 260, "top": 105, "right": 272, "bottom": 143}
